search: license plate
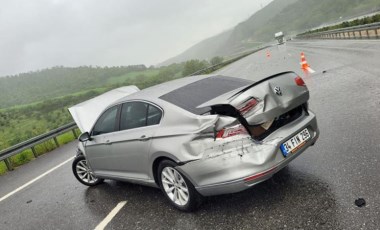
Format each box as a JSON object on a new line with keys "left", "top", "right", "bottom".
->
{"left": 280, "top": 128, "right": 311, "bottom": 157}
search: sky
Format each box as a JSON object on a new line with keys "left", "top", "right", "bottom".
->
{"left": 0, "top": 0, "right": 272, "bottom": 77}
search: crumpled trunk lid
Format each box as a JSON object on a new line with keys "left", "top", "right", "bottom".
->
{"left": 197, "top": 71, "right": 309, "bottom": 134}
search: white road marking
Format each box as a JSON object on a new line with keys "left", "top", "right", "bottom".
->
{"left": 94, "top": 201, "right": 127, "bottom": 230}
{"left": 0, "top": 156, "right": 74, "bottom": 203}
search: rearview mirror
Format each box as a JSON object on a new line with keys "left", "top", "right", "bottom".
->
{"left": 78, "top": 132, "right": 91, "bottom": 142}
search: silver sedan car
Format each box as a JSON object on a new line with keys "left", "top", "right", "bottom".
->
{"left": 69, "top": 72, "right": 319, "bottom": 211}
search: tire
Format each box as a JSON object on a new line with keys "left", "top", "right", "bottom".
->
{"left": 72, "top": 155, "right": 104, "bottom": 186}
{"left": 158, "top": 160, "right": 202, "bottom": 211}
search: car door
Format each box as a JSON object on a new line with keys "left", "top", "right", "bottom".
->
{"left": 102, "top": 101, "right": 162, "bottom": 180}
{"left": 84, "top": 105, "right": 120, "bottom": 174}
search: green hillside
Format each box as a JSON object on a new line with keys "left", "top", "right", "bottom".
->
{"left": 163, "top": 0, "right": 380, "bottom": 64}
{"left": 0, "top": 65, "right": 146, "bottom": 109}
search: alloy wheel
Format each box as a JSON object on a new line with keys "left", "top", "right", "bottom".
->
{"left": 75, "top": 159, "right": 98, "bottom": 184}
{"left": 161, "top": 167, "right": 189, "bottom": 206}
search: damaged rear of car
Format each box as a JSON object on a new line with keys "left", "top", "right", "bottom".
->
{"left": 70, "top": 72, "right": 319, "bottom": 212}
{"left": 159, "top": 72, "right": 319, "bottom": 197}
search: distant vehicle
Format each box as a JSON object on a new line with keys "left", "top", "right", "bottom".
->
{"left": 70, "top": 72, "right": 319, "bottom": 211}
{"left": 275, "top": 31, "right": 285, "bottom": 44}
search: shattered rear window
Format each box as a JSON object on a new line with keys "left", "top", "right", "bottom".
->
{"left": 159, "top": 76, "right": 252, "bottom": 114}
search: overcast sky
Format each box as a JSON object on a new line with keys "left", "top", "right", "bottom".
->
{"left": 0, "top": 0, "right": 272, "bottom": 76}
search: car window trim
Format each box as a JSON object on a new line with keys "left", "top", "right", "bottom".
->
{"left": 115, "top": 104, "right": 122, "bottom": 132}
{"left": 145, "top": 104, "right": 150, "bottom": 126}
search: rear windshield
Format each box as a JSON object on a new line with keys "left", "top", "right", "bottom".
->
{"left": 159, "top": 76, "right": 252, "bottom": 114}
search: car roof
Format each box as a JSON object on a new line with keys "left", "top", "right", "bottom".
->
{"left": 125, "top": 75, "right": 212, "bottom": 99}
{"left": 113, "top": 74, "right": 232, "bottom": 102}
{"left": 111, "top": 74, "right": 253, "bottom": 114}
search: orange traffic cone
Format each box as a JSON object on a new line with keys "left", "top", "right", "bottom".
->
{"left": 266, "top": 50, "right": 271, "bottom": 58}
{"left": 300, "top": 52, "right": 310, "bottom": 70}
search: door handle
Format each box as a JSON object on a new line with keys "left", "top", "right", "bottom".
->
{"left": 105, "top": 140, "right": 112, "bottom": 145}
{"left": 139, "top": 135, "right": 150, "bottom": 142}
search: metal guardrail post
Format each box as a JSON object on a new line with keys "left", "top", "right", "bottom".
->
{"left": 31, "top": 146, "right": 38, "bottom": 158}
{"left": 4, "top": 158, "right": 13, "bottom": 171}
{"left": 72, "top": 129, "right": 78, "bottom": 139}
{"left": 53, "top": 137, "right": 59, "bottom": 147}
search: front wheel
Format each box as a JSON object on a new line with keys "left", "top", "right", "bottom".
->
{"left": 72, "top": 155, "right": 104, "bottom": 186}
{"left": 158, "top": 160, "right": 202, "bottom": 211}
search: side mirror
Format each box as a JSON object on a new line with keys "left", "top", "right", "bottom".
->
{"left": 78, "top": 132, "right": 92, "bottom": 142}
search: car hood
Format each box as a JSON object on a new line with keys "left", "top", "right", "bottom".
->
{"left": 68, "top": 86, "right": 140, "bottom": 133}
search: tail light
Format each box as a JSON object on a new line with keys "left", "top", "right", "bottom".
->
{"left": 237, "top": 97, "right": 259, "bottom": 115}
{"left": 216, "top": 125, "right": 248, "bottom": 139}
{"left": 295, "top": 76, "right": 306, "bottom": 86}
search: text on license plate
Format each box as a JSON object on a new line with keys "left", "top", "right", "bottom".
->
{"left": 280, "top": 128, "right": 311, "bottom": 157}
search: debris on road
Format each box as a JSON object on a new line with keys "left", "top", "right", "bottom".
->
{"left": 355, "top": 198, "right": 366, "bottom": 207}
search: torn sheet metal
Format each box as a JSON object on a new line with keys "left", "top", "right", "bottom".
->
{"left": 197, "top": 72, "right": 309, "bottom": 125}
{"left": 177, "top": 135, "right": 284, "bottom": 188}
{"left": 185, "top": 134, "right": 282, "bottom": 161}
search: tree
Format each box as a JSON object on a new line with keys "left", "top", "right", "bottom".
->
{"left": 182, "top": 60, "right": 209, "bottom": 77}
{"left": 210, "top": 56, "right": 224, "bottom": 66}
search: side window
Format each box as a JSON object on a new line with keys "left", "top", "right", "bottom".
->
{"left": 120, "top": 102, "right": 162, "bottom": 131}
{"left": 120, "top": 102, "right": 148, "bottom": 130}
{"left": 147, "top": 104, "right": 162, "bottom": 126}
{"left": 92, "top": 106, "right": 118, "bottom": 136}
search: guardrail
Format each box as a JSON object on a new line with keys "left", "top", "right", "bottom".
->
{"left": 297, "top": 22, "right": 380, "bottom": 40}
{"left": 0, "top": 122, "right": 77, "bottom": 170}
{"left": 188, "top": 46, "right": 268, "bottom": 76}
{"left": 0, "top": 45, "right": 268, "bottom": 172}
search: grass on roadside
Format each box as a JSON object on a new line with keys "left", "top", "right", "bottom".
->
{"left": 0, "top": 161, "right": 6, "bottom": 175}
{"left": 57, "top": 131, "right": 78, "bottom": 146}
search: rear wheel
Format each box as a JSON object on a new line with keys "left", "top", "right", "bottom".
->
{"left": 72, "top": 155, "right": 104, "bottom": 186}
{"left": 158, "top": 160, "right": 202, "bottom": 211}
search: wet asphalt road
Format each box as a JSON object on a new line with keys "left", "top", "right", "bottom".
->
{"left": 1, "top": 39, "right": 380, "bottom": 230}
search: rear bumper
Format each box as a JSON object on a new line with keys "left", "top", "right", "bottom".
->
{"left": 177, "top": 110, "right": 319, "bottom": 196}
